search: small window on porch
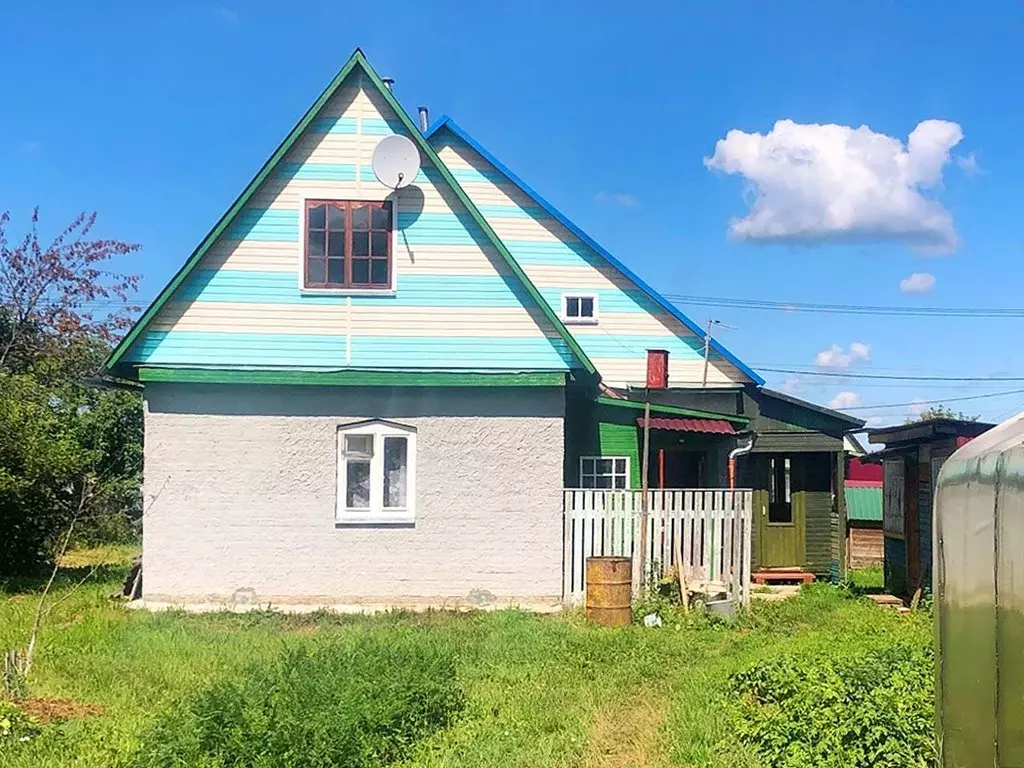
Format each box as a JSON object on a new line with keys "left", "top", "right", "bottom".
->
{"left": 768, "top": 456, "right": 792, "bottom": 523}
{"left": 580, "top": 456, "right": 629, "bottom": 489}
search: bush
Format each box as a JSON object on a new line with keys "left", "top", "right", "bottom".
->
{"left": 0, "top": 700, "right": 41, "bottom": 748}
{"left": 730, "top": 642, "right": 935, "bottom": 767}
{"left": 132, "top": 632, "right": 465, "bottom": 768}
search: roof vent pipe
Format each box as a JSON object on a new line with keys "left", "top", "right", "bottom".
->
{"left": 418, "top": 106, "right": 429, "bottom": 132}
{"left": 382, "top": 77, "right": 395, "bottom": 91}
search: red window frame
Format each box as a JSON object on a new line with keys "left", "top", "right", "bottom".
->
{"left": 304, "top": 200, "right": 393, "bottom": 290}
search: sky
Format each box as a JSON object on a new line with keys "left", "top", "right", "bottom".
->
{"left": 2, "top": 2, "right": 1023, "bottom": 430}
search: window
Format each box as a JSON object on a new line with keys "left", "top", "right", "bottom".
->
{"left": 768, "top": 456, "right": 792, "bottom": 523}
{"left": 337, "top": 421, "right": 416, "bottom": 524}
{"left": 580, "top": 456, "right": 629, "bottom": 489}
{"left": 884, "top": 459, "right": 905, "bottom": 538}
{"left": 305, "top": 200, "right": 392, "bottom": 290}
{"left": 562, "top": 294, "right": 598, "bottom": 324}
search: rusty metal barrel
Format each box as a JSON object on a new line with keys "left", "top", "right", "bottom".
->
{"left": 585, "top": 556, "right": 633, "bottom": 627}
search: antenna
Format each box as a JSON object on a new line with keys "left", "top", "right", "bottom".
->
{"left": 702, "top": 318, "right": 737, "bottom": 387}
{"left": 371, "top": 135, "right": 421, "bottom": 190}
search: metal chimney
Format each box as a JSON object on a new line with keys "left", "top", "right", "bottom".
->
{"left": 382, "top": 77, "right": 395, "bottom": 91}
{"left": 418, "top": 106, "right": 430, "bottom": 132}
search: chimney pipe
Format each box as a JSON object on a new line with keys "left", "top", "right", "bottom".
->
{"left": 418, "top": 106, "right": 429, "bottom": 132}
{"left": 382, "top": 77, "right": 395, "bottom": 91}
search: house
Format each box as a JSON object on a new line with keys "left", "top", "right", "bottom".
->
{"left": 867, "top": 418, "right": 994, "bottom": 598}
{"left": 103, "top": 49, "right": 862, "bottom": 609}
{"left": 844, "top": 455, "right": 883, "bottom": 569}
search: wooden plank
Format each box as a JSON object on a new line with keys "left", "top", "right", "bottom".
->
{"left": 563, "top": 491, "right": 573, "bottom": 602}
{"left": 742, "top": 490, "right": 753, "bottom": 605}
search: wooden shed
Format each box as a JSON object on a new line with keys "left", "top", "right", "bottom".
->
{"left": 866, "top": 418, "right": 994, "bottom": 598}
{"left": 637, "top": 386, "right": 865, "bottom": 582}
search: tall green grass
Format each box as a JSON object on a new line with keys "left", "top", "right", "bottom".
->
{"left": 1, "top": 552, "right": 934, "bottom": 768}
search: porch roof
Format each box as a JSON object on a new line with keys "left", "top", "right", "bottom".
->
{"left": 595, "top": 395, "right": 750, "bottom": 425}
{"left": 634, "top": 416, "right": 737, "bottom": 434}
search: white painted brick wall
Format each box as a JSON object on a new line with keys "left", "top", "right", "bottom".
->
{"left": 142, "top": 384, "right": 565, "bottom": 605}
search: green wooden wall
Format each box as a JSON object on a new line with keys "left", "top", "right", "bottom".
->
{"left": 564, "top": 392, "right": 641, "bottom": 488}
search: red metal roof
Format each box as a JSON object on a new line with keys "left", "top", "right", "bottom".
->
{"left": 847, "top": 457, "right": 883, "bottom": 483}
{"left": 636, "top": 416, "right": 736, "bottom": 434}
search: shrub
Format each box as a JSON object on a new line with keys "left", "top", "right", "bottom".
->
{"left": 0, "top": 700, "right": 41, "bottom": 747}
{"left": 132, "top": 632, "right": 465, "bottom": 768}
{"left": 730, "top": 642, "right": 935, "bottom": 767}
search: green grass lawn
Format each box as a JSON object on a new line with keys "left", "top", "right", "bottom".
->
{"left": 1, "top": 549, "right": 932, "bottom": 767}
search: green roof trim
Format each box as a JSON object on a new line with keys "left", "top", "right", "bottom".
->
{"left": 845, "top": 485, "right": 883, "bottom": 522}
{"left": 595, "top": 396, "right": 750, "bottom": 425}
{"left": 136, "top": 368, "right": 567, "bottom": 387}
{"left": 105, "top": 49, "right": 596, "bottom": 379}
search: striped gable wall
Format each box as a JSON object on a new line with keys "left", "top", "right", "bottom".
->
{"left": 430, "top": 130, "right": 750, "bottom": 388}
{"left": 125, "top": 72, "right": 573, "bottom": 372}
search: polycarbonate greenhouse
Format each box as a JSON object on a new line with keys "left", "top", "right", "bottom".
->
{"left": 934, "top": 412, "right": 1024, "bottom": 766}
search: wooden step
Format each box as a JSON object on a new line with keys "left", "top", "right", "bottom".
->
{"left": 751, "top": 570, "right": 816, "bottom": 585}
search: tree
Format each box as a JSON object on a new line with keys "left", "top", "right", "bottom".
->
{"left": 0, "top": 210, "right": 142, "bottom": 578}
{"left": 905, "top": 404, "right": 979, "bottom": 424}
{"left": 0, "top": 208, "right": 140, "bottom": 375}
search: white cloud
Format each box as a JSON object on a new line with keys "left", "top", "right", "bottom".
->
{"left": 956, "top": 152, "right": 983, "bottom": 177}
{"left": 900, "top": 272, "right": 936, "bottom": 294}
{"left": 595, "top": 191, "right": 640, "bottom": 208}
{"left": 828, "top": 391, "right": 861, "bottom": 410}
{"left": 704, "top": 119, "right": 963, "bottom": 252}
{"left": 780, "top": 376, "right": 802, "bottom": 395}
{"left": 908, "top": 398, "right": 927, "bottom": 416}
{"left": 815, "top": 342, "right": 871, "bottom": 369}
{"left": 865, "top": 415, "right": 887, "bottom": 427}
{"left": 215, "top": 6, "right": 238, "bottom": 23}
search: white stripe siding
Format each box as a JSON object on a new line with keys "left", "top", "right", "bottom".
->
{"left": 593, "top": 357, "right": 743, "bottom": 388}
{"left": 150, "top": 71, "right": 564, "bottom": 362}
{"left": 151, "top": 302, "right": 556, "bottom": 337}
{"left": 431, "top": 130, "right": 750, "bottom": 386}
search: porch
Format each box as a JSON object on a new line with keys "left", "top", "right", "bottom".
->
{"left": 562, "top": 488, "right": 754, "bottom": 606}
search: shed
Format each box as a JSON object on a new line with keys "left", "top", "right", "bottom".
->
{"left": 867, "top": 418, "right": 994, "bottom": 598}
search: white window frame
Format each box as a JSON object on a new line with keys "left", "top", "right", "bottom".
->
{"left": 561, "top": 293, "right": 599, "bottom": 325}
{"left": 336, "top": 420, "right": 416, "bottom": 525}
{"left": 579, "top": 455, "right": 630, "bottom": 489}
{"left": 298, "top": 192, "right": 400, "bottom": 296}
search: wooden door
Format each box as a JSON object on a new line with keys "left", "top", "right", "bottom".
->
{"left": 906, "top": 458, "right": 920, "bottom": 588}
{"left": 758, "top": 455, "right": 806, "bottom": 568}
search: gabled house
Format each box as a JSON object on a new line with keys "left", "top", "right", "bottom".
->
{"left": 105, "top": 50, "right": 862, "bottom": 608}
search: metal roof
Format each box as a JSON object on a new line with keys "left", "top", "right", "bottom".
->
{"left": 845, "top": 483, "right": 883, "bottom": 522}
{"left": 635, "top": 416, "right": 736, "bottom": 434}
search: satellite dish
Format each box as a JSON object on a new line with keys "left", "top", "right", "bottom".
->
{"left": 371, "top": 134, "right": 421, "bottom": 190}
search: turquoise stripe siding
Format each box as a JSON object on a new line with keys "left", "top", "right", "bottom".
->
{"left": 572, "top": 334, "right": 707, "bottom": 360}
{"left": 226, "top": 209, "right": 299, "bottom": 242}
{"left": 276, "top": 162, "right": 358, "bottom": 182}
{"left": 398, "top": 212, "right": 485, "bottom": 245}
{"left": 505, "top": 240, "right": 604, "bottom": 268}
{"left": 177, "top": 271, "right": 542, "bottom": 308}
{"left": 364, "top": 166, "right": 508, "bottom": 185}
{"left": 309, "top": 116, "right": 358, "bottom": 134}
{"left": 129, "top": 330, "right": 573, "bottom": 369}
{"left": 361, "top": 117, "right": 406, "bottom": 135}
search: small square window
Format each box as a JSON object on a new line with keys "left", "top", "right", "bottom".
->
{"left": 562, "top": 294, "right": 598, "bottom": 324}
{"left": 304, "top": 200, "right": 392, "bottom": 290}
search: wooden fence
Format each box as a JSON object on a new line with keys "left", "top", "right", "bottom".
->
{"left": 562, "top": 488, "right": 754, "bottom": 606}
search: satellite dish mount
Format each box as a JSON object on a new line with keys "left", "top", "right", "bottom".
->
{"left": 371, "top": 135, "right": 421, "bottom": 190}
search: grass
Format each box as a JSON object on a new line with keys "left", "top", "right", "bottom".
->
{"left": 847, "top": 565, "right": 885, "bottom": 593}
{"left": 1, "top": 548, "right": 933, "bottom": 768}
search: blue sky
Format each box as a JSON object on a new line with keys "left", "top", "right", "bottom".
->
{"left": 2, "top": 2, "right": 1022, "bottom": 427}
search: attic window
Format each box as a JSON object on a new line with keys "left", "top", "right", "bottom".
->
{"left": 562, "top": 294, "right": 598, "bottom": 325}
{"left": 305, "top": 200, "right": 392, "bottom": 290}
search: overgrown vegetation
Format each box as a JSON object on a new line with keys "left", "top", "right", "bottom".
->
{"left": 0, "top": 551, "right": 936, "bottom": 768}
{"left": 133, "top": 636, "right": 465, "bottom": 768}
{"left": 0, "top": 209, "right": 142, "bottom": 580}
{"left": 732, "top": 641, "right": 935, "bottom": 767}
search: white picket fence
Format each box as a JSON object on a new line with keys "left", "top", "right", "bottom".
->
{"left": 562, "top": 488, "right": 754, "bottom": 606}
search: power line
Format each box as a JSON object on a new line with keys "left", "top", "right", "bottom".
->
{"left": 760, "top": 367, "right": 1024, "bottom": 383}
{"left": 844, "top": 388, "right": 1024, "bottom": 411}
{"left": 664, "top": 293, "right": 1024, "bottom": 318}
